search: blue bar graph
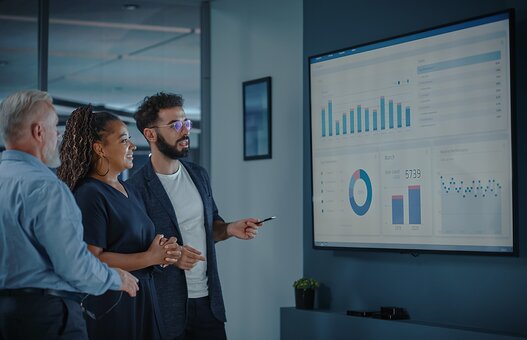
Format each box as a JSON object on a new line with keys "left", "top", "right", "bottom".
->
{"left": 392, "top": 195, "right": 404, "bottom": 224}
{"left": 322, "top": 108, "right": 326, "bottom": 137}
{"left": 397, "top": 102, "right": 402, "bottom": 128}
{"left": 408, "top": 185, "right": 421, "bottom": 224}
{"left": 319, "top": 97, "right": 411, "bottom": 137}
{"left": 357, "top": 105, "right": 362, "bottom": 133}
{"left": 380, "top": 96, "right": 386, "bottom": 130}
{"left": 328, "top": 101, "right": 333, "bottom": 136}
{"left": 389, "top": 100, "right": 394, "bottom": 129}
{"left": 350, "top": 110, "right": 355, "bottom": 134}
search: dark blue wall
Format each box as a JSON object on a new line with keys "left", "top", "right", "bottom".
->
{"left": 303, "top": 0, "right": 527, "bottom": 336}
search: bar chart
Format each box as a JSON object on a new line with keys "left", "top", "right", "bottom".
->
{"left": 391, "top": 185, "right": 422, "bottom": 225}
{"left": 320, "top": 97, "right": 411, "bottom": 138}
{"left": 391, "top": 195, "right": 404, "bottom": 224}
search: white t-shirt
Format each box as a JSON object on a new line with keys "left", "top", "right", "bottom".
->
{"left": 157, "top": 163, "right": 208, "bottom": 298}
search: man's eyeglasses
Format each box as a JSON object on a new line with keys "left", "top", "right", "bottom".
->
{"left": 150, "top": 119, "right": 192, "bottom": 132}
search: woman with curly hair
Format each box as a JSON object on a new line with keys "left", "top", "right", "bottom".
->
{"left": 57, "top": 106, "right": 181, "bottom": 340}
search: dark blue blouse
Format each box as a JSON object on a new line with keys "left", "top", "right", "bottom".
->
{"left": 74, "top": 177, "right": 162, "bottom": 340}
{"left": 75, "top": 177, "right": 155, "bottom": 255}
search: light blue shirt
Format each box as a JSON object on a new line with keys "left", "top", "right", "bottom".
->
{"left": 0, "top": 150, "right": 121, "bottom": 294}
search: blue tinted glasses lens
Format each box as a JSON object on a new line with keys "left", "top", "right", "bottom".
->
{"left": 173, "top": 120, "right": 192, "bottom": 132}
{"left": 173, "top": 121, "right": 183, "bottom": 131}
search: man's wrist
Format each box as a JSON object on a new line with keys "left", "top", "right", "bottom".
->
{"left": 110, "top": 268, "right": 122, "bottom": 290}
{"left": 225, "top": 222, "right": 232, "bottom": 237}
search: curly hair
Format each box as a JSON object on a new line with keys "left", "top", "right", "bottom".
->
{"left": 57, "top": 105, "right": 120, "bottom": 191}
{"left": 135, "top": 92, "right": 184, "bottom": 136}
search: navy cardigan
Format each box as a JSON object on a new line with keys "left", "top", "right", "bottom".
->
{"left": 127, "top": 159, "right": 226, "bottom": 339}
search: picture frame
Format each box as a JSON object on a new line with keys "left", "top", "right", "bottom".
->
{"left": 243, "top": 76, "right": 272, "bottom": 160}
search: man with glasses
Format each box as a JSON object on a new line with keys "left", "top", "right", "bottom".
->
{"left": 127, "top": 92, "right": 262, "bottom": 340}
{"left": 0, "top": 90, "right": 139, "bottom": 340}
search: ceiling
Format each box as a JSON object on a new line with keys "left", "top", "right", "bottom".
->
{"left": 0, "top": 0, "right": 204, "bottom": 121}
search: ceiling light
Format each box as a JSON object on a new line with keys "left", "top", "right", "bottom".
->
{"left": 122, "top": 4, "right": 139, "bottom": 11}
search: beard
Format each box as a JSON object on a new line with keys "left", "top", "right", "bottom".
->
{"left": 43, "top": 138, "right": 61, "bottom": 168}
{"left": 156, "top": 133, "right": 190, "bottom": 160}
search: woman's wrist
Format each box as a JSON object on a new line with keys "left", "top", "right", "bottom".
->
{"left": 144, "top": 250, "right": 158, "bottom": 267}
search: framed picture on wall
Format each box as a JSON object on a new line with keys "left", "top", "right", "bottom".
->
{"left": 243, "top": 76, "right": 272, "bottom": 160}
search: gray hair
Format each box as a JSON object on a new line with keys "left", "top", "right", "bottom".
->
{"left": 0, "top": 90, "right": 53, "bottom": 144}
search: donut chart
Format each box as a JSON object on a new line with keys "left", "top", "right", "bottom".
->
{"left": 349, "top": 169, "right": 372, "bottom": 216}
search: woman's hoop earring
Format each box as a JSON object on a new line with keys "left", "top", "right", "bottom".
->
{"left": 95, "top": 156, "right": 110, "bottom": 176}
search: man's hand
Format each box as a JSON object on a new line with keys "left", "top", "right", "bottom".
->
{"left": 226, "top": 218, "right": 262, "bottom": 240}
{"left": 174, "top": 245, "right": 206, "bottom": 270}
{"left": 114, "top": 268, "right": 139, "bottom": 297}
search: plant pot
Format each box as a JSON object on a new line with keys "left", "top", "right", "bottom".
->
{"left": 295, "top": 288, "right": 315, "bottom": 309}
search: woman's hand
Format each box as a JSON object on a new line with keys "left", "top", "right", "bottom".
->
{"left": 147, "top": 234, "right": 181, "bottom": 266}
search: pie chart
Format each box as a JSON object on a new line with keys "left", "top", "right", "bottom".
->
{"left": 349, "top": 169, "right": 372, "bottom": 216}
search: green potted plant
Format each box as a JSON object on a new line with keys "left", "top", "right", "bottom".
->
{"left": 293, "top": 278, "right": 319, "bottom": 309}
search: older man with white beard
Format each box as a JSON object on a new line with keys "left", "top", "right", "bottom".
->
{"left": 0, "top": 90, "right": 139, "bottom": 340}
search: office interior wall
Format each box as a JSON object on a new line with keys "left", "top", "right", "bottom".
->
{"left": 210, "top": 0, "right": 303, "bottom": 339}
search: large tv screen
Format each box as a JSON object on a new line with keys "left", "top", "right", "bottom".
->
{"left": 309, "top": 11, "right": 516, "bottom": 254}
